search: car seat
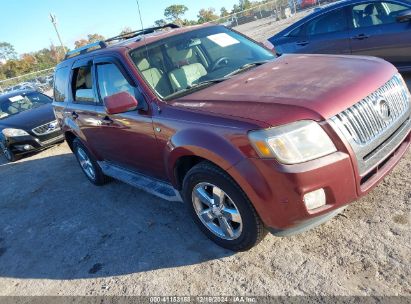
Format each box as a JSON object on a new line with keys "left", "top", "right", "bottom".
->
{"left": 166, "top": 48, "right": 207, "bottom": 91}
{"left": 136, "top": 58, "right": 171, "bottom": 97}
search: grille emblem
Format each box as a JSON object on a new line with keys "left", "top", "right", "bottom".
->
{"left": 374, "top": 97, "right": 391, "bottom": 121}
{"left": 47, "top": 121, "right": 58, "bottom": 133}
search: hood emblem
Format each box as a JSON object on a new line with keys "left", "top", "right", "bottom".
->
{"left": 374, "top": 97, "right": 391, "bottom": 121}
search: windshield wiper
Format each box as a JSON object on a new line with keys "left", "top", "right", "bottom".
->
{"left": 224, "top": 60, "right": 271, "bottom": 78}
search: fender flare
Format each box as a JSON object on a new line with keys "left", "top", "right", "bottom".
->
{"left": 165, "top": 128, "right": 245, "bottom": 187}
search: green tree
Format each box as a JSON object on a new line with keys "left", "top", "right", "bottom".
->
{"left": 164, "top": 4, "right": 188, "bottom": 25}
{"left": 197, "top": 8, "right": 219, "bottom": 23}
{"left": 0, "top": 42, "right": 17, "bottom": 61}
{"left": 240, "top": 0, "right": 253, "bottom": 10}
{"left": 154, "top": 19, "right": 167, "bottom": 27}
{"left": 220, "top": 7, "right": 230, "bottom": 17}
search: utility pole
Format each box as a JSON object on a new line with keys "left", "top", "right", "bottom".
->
{"left": 49, "top": 13, "right": 65, "bottom": 56}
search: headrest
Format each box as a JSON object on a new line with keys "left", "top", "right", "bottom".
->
{"left": 166, "top": 48, "right": 193, "bottom": 63}
{"left": 85, "top": 73, "right": 92, "bottom": 89}
{"left": 364, "top": 4, "right": 376, "bottom": 15}
{"left": 137, "top": 58, "right": 150, "bottom": 71}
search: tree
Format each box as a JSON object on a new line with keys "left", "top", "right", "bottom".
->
{"left": 220, "top": 7, "right": 230, "bottom": 17}
{"left": 154, "top": 19, "right": 167, "bottom": 27}
{"left": 164, "top": 4, "right": 188, "bottom": 25}
{"left": 119, "top": 27, "right": 133, "bottom": 36}
{"left": 240, "top": 0, "right": 252, "bottom": 10}
{"left": 87, "top": 33, "right": 105, "bottom": 43}
{"left": 0, "top": 42, "right": 17, "bottom": 61}
{"left": 74, "top": 33, "right": 105, "bottom": 49}
{"left": 74, "top": 39, "right": 89, "bottom": 49}
{"left": 197, "top": 8, "right": 219, "bottom": 23}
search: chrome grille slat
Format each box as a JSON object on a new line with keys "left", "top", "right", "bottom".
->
{"left": 32, "top": 120, "right": 60, "bottom": 136}
{"left": 332, "top": 74, "right": 410, "bottom": 145}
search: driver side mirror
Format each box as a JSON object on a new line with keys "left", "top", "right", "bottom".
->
{"left": 104, "top": 91, "right": 138, "bottom": 115}
{"left": 396, "top": 9, "right": 411, "bottom": 23}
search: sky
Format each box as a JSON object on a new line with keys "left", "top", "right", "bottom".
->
{"left": 1, "top": 0, "right": 239, "bottom": 55}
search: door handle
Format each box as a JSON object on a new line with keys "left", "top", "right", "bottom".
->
{"left": 101, "top": 116, "right": 113, "bottom": 126}
{"left": 71, "top": 111, "right": 79, "bottom": 119}
{"left": 296, "top": 41, "right": 309, "bottom": 46}
{"left": 351, "top": 34, "right": 370, "bottom": 40}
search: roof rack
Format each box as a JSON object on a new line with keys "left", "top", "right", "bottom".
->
{"left": 63, "top": 23, "right": 179, "bottom": 60}
{"left": 64, "top": 41, "right": 107, "bottom": 59}
{"left": 105, "top": 23, "right": 180, "bottom": 43}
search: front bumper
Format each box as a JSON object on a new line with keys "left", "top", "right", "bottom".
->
{"left": 227, "top": 129, "right": 411, "bottom": 234}
{"left": 5, "top": 131, "right": 64, "bottom": 155}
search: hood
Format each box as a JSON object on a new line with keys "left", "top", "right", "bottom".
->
{"left": 0, "top": 104, "right": 55, "bottom": 131}
{"left": 171, "top": 54, "right": 397, "bottom": 127}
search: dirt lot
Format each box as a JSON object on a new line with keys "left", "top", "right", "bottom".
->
{"left": 0, "top": 18, "right": 410, "bottom": 297}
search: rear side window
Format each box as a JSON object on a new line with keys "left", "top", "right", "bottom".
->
{"left": 71, "top": 65, "right": 95, "bottom": 103}
{"left": 96, "top": 63, "right": 135, "bottom": 100}
{"left": 306, "top": 9, "right": 348, "bottom": 35}
{"left": 54, "top": 67, "right": 69, "bottom": 102}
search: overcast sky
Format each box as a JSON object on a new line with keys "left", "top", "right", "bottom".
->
{"left": 1, "top": 0, "right": 238, "bottom": 55}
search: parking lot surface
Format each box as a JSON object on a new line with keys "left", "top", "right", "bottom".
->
{"left": 0, "top": 20, "right": 410, "bottom": 296}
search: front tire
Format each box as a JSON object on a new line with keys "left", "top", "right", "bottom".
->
{"left": 182, "top": 162, "right": 266, "bottom": 251}
{"left": 0, "top": 142, "right": 18, "bottom": 162}
{"left": 72, "top": 138, "right": 110, "bottom": 186}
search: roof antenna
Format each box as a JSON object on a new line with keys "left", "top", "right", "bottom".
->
{"left": 135, "top": 0, "right": 157, "bottom": 105}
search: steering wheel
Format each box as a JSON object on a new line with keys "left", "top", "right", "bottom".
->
{"left": 210, "top": 57, "right": 230, "bottom": 72}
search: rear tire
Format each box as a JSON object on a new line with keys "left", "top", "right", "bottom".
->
{"left": 182, "top": 161, "right": 266, "bottom": 251}
{"left": 72, "top": 138, "right": 110, "bottom": 186}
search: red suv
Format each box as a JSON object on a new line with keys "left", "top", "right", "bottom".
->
{"left": 53, "top": 24, "right": 411, "bottom": 251}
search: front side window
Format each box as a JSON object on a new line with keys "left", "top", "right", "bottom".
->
{"left": 96, "top": 63, "right": 135, "bottom": 101}
{"left": 306, "top": 9, "right": 348, "bottom": 36}
{"left": 71, "top": 65, "right": 95, "bottom": 103}
{"left": 352, "top": 1, "right": 409, "bottom": 28}
{"left": 0, "top": 92, "right": 51, "bottom": 119}
{"left": 129, "top": 26, "right": 275, "bottom": 100}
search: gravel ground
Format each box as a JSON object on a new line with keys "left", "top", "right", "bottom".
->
{"left": 0, "top": 19, "right": 410, "bottom": 297}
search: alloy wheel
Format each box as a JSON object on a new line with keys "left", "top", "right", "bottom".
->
{"left": 192, "top": 182, "right": 243, "bottom": 240}
{"left": 76, "top": 147, "right": 96, "bottom": 180}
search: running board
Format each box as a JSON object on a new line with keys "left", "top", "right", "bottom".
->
{"left": 98, "top": 161, "right": 182, "bottom": 202}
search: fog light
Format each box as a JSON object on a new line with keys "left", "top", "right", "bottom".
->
{"left": 23, "top": 144, "right": 33, "bottom": 151}
{"left": 303, "top": 188, "right": 326, "bottom": 210}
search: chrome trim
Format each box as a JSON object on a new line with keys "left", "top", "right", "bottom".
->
{"left": 330, "top": 74, "right": 411, "bottom": 176}
{"left": 32, "top": 120, "right": 61, "bottom": 136}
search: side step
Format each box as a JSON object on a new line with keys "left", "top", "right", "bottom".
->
{"left": 98, "top": 161, "right": 182, "bottom": 202}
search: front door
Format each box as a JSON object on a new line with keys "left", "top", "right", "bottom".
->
{"left": 349, "top": 1, "right": 411, "bottom": 69}
{"left": 91, "top": 57, "right": 165, "bottom": 179}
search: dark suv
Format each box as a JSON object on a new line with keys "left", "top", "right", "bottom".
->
{"left": 53, "top": 24, "right": 411, "bottom": 251}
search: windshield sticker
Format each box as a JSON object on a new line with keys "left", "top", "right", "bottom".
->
{"left": 207, "top": 33, "right": 240, "bottom": 47}
{"left": 9, "top": 95, "right": 24, "bottom": 103}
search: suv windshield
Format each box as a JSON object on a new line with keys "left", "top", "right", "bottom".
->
{"left": 130, "top": 25, "right": 275, "bottom": 100}
{"left": 0, "top": 92, "right": 51, "bottom": 120}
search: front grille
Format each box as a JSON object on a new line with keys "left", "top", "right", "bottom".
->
{"left": 32, "top": 120, "right": 60, "bottom": 136}
{"left": 330, "top": 73, "right": 411, "bottom": 176}
{"left": 333, "top": 74, "right": 410, "bottom": 145}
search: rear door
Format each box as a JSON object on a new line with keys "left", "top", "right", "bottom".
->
{"left": 348, "top": 1, "right": 411, "bottom": 69}
{"left": 91, "top": 56, "right": 165, "bottom": 179}
{"left": 291, "top": 7, "right": 351, "bottom": 54}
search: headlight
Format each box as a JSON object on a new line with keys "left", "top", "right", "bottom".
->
{"left": 2, "top": 128, "right": 30, "bottom": 137}
{"left": 248, "top": 120, "right": 337, "bottom": 164}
